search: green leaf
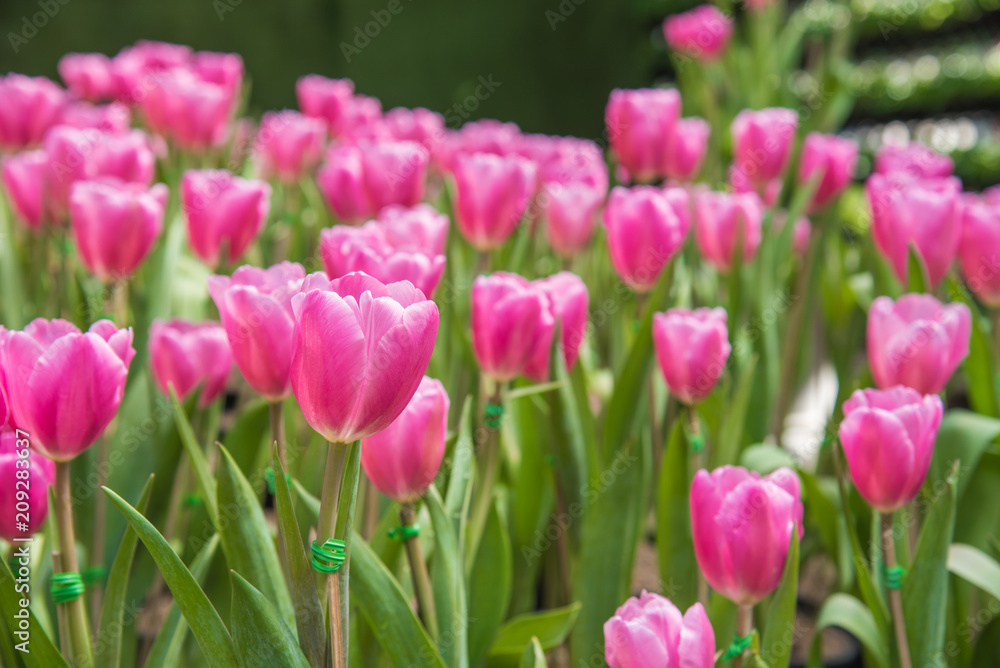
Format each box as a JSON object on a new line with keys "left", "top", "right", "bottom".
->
{"left": 444, "top": 396, "right": 475, "bottom": 529}
{"left": 170, "top": 388, "right": 219, "bottom": 525}
{"left": 656, "top": 422, "right": 697, "bottom": 610}
{"left": 426, "top": 485, "right": 469, "bottom": 668}
{"left": 0, "top": 558, "right": 69, "bottom": 668}
{"left": 955, "top": 452, "right": 1000, "bottom": 551}
{"left": 489, "top": 603, "right": 581, "bottom": 666}
{"left": 350, "top": 534, "right": 447, "bottom": 668}
{"left": 907, "top": 243, "right": 929, "bottom": 293}
{"left": 902, "top": 461, "right": 959, "bottom": 666}
{"left": 948, "top": 278, "right": 1000, "bottom": 417}
{"left": 712, "top": 354, "right": 758, "bottom": 468}
{"left": 97, "top": 475, "right": 155, "bottom": 668}
{"left": 272, "top": 445, "right": 325, "bottom": 668}
{"left": 222, "top": 400, "right": 271, "bottom": 475}
{"left": 0, "top": 197, "right": 25, "bottom": 327}
{"left": 928, "top": 410, "right": 1000, "bottom": 503}
{"left": 807, "top": 594, "right": 889, "bottom": 668}
{"left": 229, "top": 571, "right": 310, "bottom": 668}
{"left": 103, "top": 487, "right": 239, "bottom": 668}
{"left": 739, "top": 444, "right": 798, "bottom": 475}
{"left": 760, "top": 531, "right": 799, "bottom": 668}
{"left": 468, "top": 499, "right": 513, "bottom": 667}
{"left": 947, "top": 543, "right": 1000, "bottom": 600}
{"left": 518, "top": 638, "right": 547, "bottom": 668}
{"left": 972, "top": 616, "right": 1000, "bottom": 667}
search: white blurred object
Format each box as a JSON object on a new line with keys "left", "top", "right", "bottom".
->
{"left": 780, "top": 362, "right": 839, "bottom": 469}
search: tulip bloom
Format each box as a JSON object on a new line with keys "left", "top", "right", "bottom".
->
{"left": 436, "top": 119, "right": 522, "bottom": 173}
{"left": 604, "top": 592, "right": 715, "bottom": 668}
{"left": 604, "top": 186, "right": 690, "bottom": 292}
{"left": 691, "top": 466, "right": 803, "bottom": 605}
{"left": 149, "top": 319, "right": 233, "bottom": 407}
{"left": 296, "top": 75, "right": 361, "bottom": 137}
{"left": 525, "top": 272, "right": 589, "bottom": 382}
{"left": 59, "top": 53, "right": 116, "bottom": 101}
{"left": 111, "top": 40, "right": 192, "bottom": 103}
{"left": 663, "top": 5, "right": 733, "bottom": 62}
{"left": 798, "top": 132, "right": 858, "bottom": 212}
{"left": 875, "top": 142, "right": 953, "bottom": 180}
{"left": 208, "top": 262, "right": 305, "bottom": 402}
{"left": 139, "top": 68, "right": 234, "bottom": 151}
{"left": 958, "top": 196, "right": 1000, "bottom": 307}
{"left": 1, "top": 319, "right": 134, "bottom": 461}
{"left": 380, "top": 107, "right": 445, "bottom": 153}
{"left": 730, "top": 108, "right": 798, "bottom": 194}
{"left": 605, "top": 88, "right": 681, "bottom": 183}
{"left": 180, "top": 169, "right": 272, "bottom": 267}
{"left": 0, "top": 431, "right": 55, "bottom": 540}
{"left": 255, "top": 110, "right": 327, "bottom": 184}
{"left": 472, "top": 273, "right": 555, "bottom": 383}
{"left": 664, "top": 117, "right": 710, "bottom": 182}
{"left": 839, "top": 386, "right": 943, "bottom": 513}
{"left": 361, "top": 376, "right": 449, "bottom": 503}
{"left": 377, "top": 204, "right": 449, "bottom": 256}
{"left": 450, "top": 152, "right": 537, "bottom": 251}
{"left": 867, "top": 294, "right": 970, "bottom": 395}
{"left": 867, "top": 174, "right": 962, "bottom": 288}
{"left": 70, "top": 179, "right": 167, "bottom": 282}
{"left": 542, "top": 180, "right": 605, "bottom": 258}
{"left": 0, "top": 74, "right": 67, "bottom": 151}
{"left": 653, "top": 308, "right": 731, "bottom": 404}
{"left": 694, "top": 190, "right": 764, "bottom": 271}
{"left": 60, "top": 101, "right": 132, "bottom": 134}
{"left": 2, "top": 150, "right": 47, "bottom": 231}
{"left": 190, "top": 51, "right": 244, "bottom": 98}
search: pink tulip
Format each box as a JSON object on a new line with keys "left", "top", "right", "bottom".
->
{"left": 320, "top": 223, "right": 446, "bottom": 297}
{"left": 255, "top": 110, "right": 327, "bottom": 184}
{"left": 1, "top": 319, "right": 134, "bottom": 461}
{"left": 529, "top": 136, "right": 608, "bottom": 191}
{"left": 664, "top": 117, "right": 710, "bottom": 182}
{"left": 839, "top": 386, "right": 943, "bottom": 513}
{"left": 180, "top": 169, "right": 271, "bottom": 267}
{"left": 2, "top": 150, "right": 47, "bottom": 230}
{"left": 774, "top": 212, "right": 811, "bottom": 256}
{"left": 472, "top": 273, "right": 555, "bottom": 383}
{"left": 112, "top": 40, "right": 192, "bottom": 103}
{"left": 653, "top": 308, "right": 731, "bottom": 404}
{"left": 605, "top": 88, "right": 681, "bottom": 183}
{"left": 0, "top": 74, "right": 67, "bottom": 151}
{"left": 59, "top": 53, "right": 116, "bottom": 101}
{"left": 731, "top": 108, "right": 798, "bottom": 194}
{"left": 691, "top": 466, "right": 802, "bottom": 605}
{"left": 983, "top": 185, "right": 1000, "bottom": 208}
{"left": 139, "top": 67, "right": 234, "bottom": 151}
{"left": 958, "top": 195, "right": 1000, "bottom": 307}
{"left": 297, "top": 75, "right": 382, "bottom": 138}
{"left": 542, "top": 180, "right": 605, "bottom": 258}
{"left": 867, "top": 294, "right": 971, "bottom": 395}
{"left": 149, "top": 319, "right": 233, "bottom": 407}
{"left": 798, "top": 132, "right": 858, "bottom": 212}
{"left": 0, "top": 430, "right": 54, "bottom": 540}
{"left": 867, "top": 174, "right": 962, "bottom": 288}
{"left": 376, "top": 204, "right": 449, "bottom": 256}
{"left": 604, "top": 186, "right": 689, "bottom": 292}
{"left": 380, "top": 107, "right": 445, "bottom": 153}
{"left": 60, "top": 101, "right": 132, "bottom": 134}
{"left": 317, "top": 141, "right": 430, "bottom": 223}
{"left": 450, "top": 152, "right": 537, "bottom": 251}
{"left": 190, "top": 51, "right": 244, "bottom": 98}
{"left": 663, "top": 5, "right": 733, "bottom": 62}
{"left": 361, "top": 376, "right": 449, "bottom": 503}
{"left": 525, "top": 272, "right": 589, "bottom": 382}
{"left": 604, "top": 592, "right": 715, "bottom": 668}
{"left": 208, "top": 262, "right": 305, "bottom": 402}
{"left": 290, "top": 272, "right": 439, "bottom": 443}
{"left": 694, "top": 190, "right": 764, "bottom": 271}
{"left": 70, "top": 179, "right": 167, "bottom": 282}
{"left": 436, "top": 119, "right": 522, "bottom": 173}
{"left": 875, "top": 142, "right": 953, "bottom": 180}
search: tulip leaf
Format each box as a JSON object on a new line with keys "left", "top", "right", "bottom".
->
{"left": 806, "top": 594, "right": 889, "bottom": 668}
{"left": 350, "top": 532, "right": 447, "bottom": 668}
{"left": 740, "top": 444, "right": 798, "bottom": 475}
{"left": 761, "top": 531, "right": 799, "bottom": 668}
{"left": 170, "top": 389, "right": 219, "bottom": 526}
{"left": 0, "top": 198, "right": 25, "bottom": 327}
{"left": 955, "top": 452, "right": 1000, "bottom": 551}
{"left": 712, "top": 353, "right": 758, "bottom": 468}
{"left": 489, "top": 602, "right": 581, "bottom": 667}
{"left": 272, "top": 445, "right": 325, "bottom": 668}
{"left": 222, "top": 400, "right": 271, "bottom": 477}
{"left": 947, "top": 543, "right": 1000, "bottom": 600}
{"left": 229, "top": 571, "right": 310, "bottom": 668}
{"left": 0, "top": 558, "right": 69, "bottom": 668}
{"left": 215, "top": 444, "right": 295, "bottom": 633}
{"left": 468, "top": 499, "right": 513, "bottom": 667}
{"left": 426, "top": 484, "right": 469, "bottom": 668}
{"left": 902, "top": 461, "right": 959, "bottom": 667}
{"left": 656, "top": 422, "right": 698, "bottom": 610}
{"left": 948, "top": 278, "right": 1000, "bottom": 417}
{"left": 445, "top": 396, "right": 475, "bottom": 538}
{"left": 971, "top": 616, "right": 1000, "bottom": 667}
{"left": 96, "top": 474, "right": 154, "bottom": 668}
{"left": 518, "top": 638, "right": 547, "bottom": 668}
{"left": 906, "top": 243, "right": 929, "bottom": 293}
{"left": 103, "top": 487, "right": 239, "bottom": 668}
{"left": 928, "top": 410, "right": 1000, "bottom": 503}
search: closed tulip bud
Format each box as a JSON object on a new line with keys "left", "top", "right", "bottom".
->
{"left": 691, "top": 466, "right": 802, "bottom": 605}
{"left": 181, "top": 169, "right": 271, "bottom": 267}
{"left": 664, "top": 117, "right": 710, "bottom": 182}
{"left": 542, "top": 180, "right": 605, "bottom": 258}
{"left": 90, "top": 130, "right": 158, "bottom": 184}
{"left": 471, "top": 273, "right": 555, "bottom": 383}
{"left": 653, "top": 307, "right": 731, "bottom": 404}
{"left": 290, "top": 272, "right": 439, "bottom": 443}
{"left": 0, "top": 74, "right": 67, "bottom": 151}
{"left": 663, "top": 5, "right": 733, "bottom": 62}
{"left": 377, "top": 204, "right": 449, "bottom": 256}
{"left": 731, "top": 108, "right": 798, "bottom": 194}
{"left": 875, "top": 142, "right": 953, "bottom": 180}
{"left": 361, "top": 376, "right": 449, "bottom": 503}
{"left": 525, "top": 272, "right": 589, "bottom": 382}
{"left": 317, "top": 141, "right": 429, "bottom": 223}
{"left": 256, "top": 110, "right": 327, "bottom": 184}
{"left": 1, "top": 319, "right": 134, "bottom": 461}
{"left": 380, "top": 107, "right": 445, "bottom": 153}
{"left": 436, "top": 119, "right": 522, "bottom": 173}
{"left": 190, "top": 51, "right": 244, "bottom": 98}
{"left": 605, "top": 88, "right": 681, "bottom": 184}
{"left": 111, "top": 40, "right": 192, "bottom": 103}
{"left": 450, "top": 152, "right": 537, "bottom": 251}
{"left": 296, "top": 75, "right": 360, "bottom": 138}
{"left": 149, "top": 319, "right": 233, "bottom": 407}
{"left": 839, "top": 386, "right": 943, "bottom": 513}
{"left": 59, "top": 53, "right": 116, "bottom": 101}
{"left": 0, "top": 431, "right": 55, "bottom": 540}
{"left": 2, "top": 149, "right": 47, "bottom": 231}
{"left": 70, "top": 179, "right": 167, "bottom": 282}
{"left": 604, "top": 186, "right": 689, "bottom": 292}
{"left": 798, "top": 132, "right": 858, "bottom": 212}
{"left": 694, "top": 190, "right": 764, "bottom": 271}
{"left": 867, "top": 294, "right": 970, "bottom": 395}
{"left": 60, "top": 101, "right": 132, "bottom": 134}
{"left": 139, "top": 68, "right": 234, "bottom": 151}
{"left": 604, "top": 592, "right": 715, "bottom": 668}
{"left": 208, "top": 262, "right": 305, "bottom": 402}
{"left": 867, "top": 174, "right": 962, "bottom": 288}
{"left": 958, "top": 196, "right": 1000, "bottom": 307}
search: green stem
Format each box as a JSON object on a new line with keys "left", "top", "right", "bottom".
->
{"left": 400, "top": 504, "right": 438, "bottom": 641}
{"left": 269, "top": 402, "right": 287, "bottom": 470}
{"left": 468, "top": 384, "right": 503, "bottom": 561}
{"left": 734, "top": 604, "right": 753, "bottom": 668}
{"left": 54, "top": 461, "right": 94, "bottom": 668}
{"left": 882, "top": 513, "right": 913, "bottom": 668}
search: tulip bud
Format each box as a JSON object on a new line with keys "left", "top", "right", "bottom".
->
{"left": 730, "top": 108, "right": 798, "bottom": 194}
{"left": 664, "top": 117, "right": 710, "bottom": 182}
{"left": 59, "top": 53, "right": 116, "bottom": 102}
{"left": 653, "top": 307, "right": 731, "bottom": 404}
{"left": 297, "top": 75, "right": 365, "bottom": 138}
{"left": 377, "top": 204, "right": 449, "bottom": 256}
{"left": 255, "top": 110, "right": 327, "bottom": 184}
{"left": 958, "top": 195, "right": 1000, "bottom": 307}
{"left": 139, "top": 67, "right": 234, "bottom": 152}
{"left": 60, "top": 101, "right": 132, "bottom": 134}
{"left": 525, "top": 272, "right": 589, "bottom": 382}
{"left": 604, "top": 592, "right": 715, "bottom": 668}
{"left": 361, "top": 376, "right": 449, "bottom": 503}
{"left": 875, "top": 142, "right": 953, "bottom": 180}
{"left": 380, "top": 107, "right": 445, "bottom": 154}
{"left": 180, "top": 169, "right": 272, "bottom": 267}
{"left": 542, "top": 180, "right": 605, "bottom": 258}
{"left": 0, "top": 74, "right": 67, "bottom": 151}
{"left": 604, "top": 186, "right": 689, "bottom": 292}
{"left": 798, "top": 132, "right": 858, "bottom": 212}
{"left": 190, "top": 51, "right": 244, "bottom": 99}
{"left": 867, "top": 294, "right": 970, "bottom": 395}
{"left": 2, "top": 149, "right": 47, "bottom": 231}
{"left": 839, "top": 386, "right": 943, "bottom": 513}
{"left": 111, "top": 40, "right": 192, "bottom": 104}
{"left": 663, "top": 5, "right": 733, "bottom": 62}
{"left": 694, "top": 190, "right": 764, "bottom": 271}
{"left": 149, "top": 319, "right": 233, "bottom": 407}
{"left": 450, "top": 152, "right": 537, "bottom": 251}
{"left": 605, "top": 88, "right": 681, "bottom": 184}
{"left": 691, "top": 466, "right": 802, "bottom": 605}
{"left": 0, "top": 431, "right": 55, "bottom": 541}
